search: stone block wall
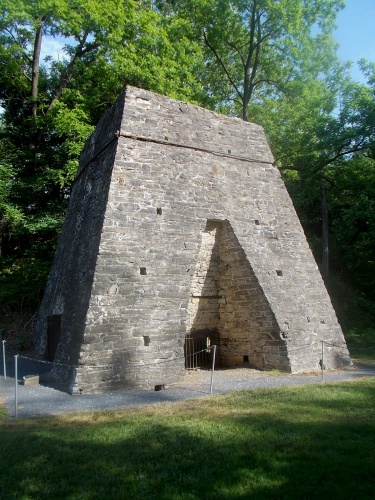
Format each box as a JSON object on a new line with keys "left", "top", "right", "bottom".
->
{"left": 34, "top": 86, "right": 351, "bottom": 394}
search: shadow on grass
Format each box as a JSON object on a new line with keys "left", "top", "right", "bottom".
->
{"left": 0, "top": 381, "right": 374, "bottom": 499}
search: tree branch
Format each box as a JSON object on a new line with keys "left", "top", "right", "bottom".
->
{"left": 277, "top": 143, "right": 370, "bottom": 172}
{"left": 252, "top": 78, "right": 284, "bottom": 94}
{"left": 203, "top": 30, "right": 243, "bottom": 102}
{"left": 324, "top": 143, "right": 369, "bottom": 167}
{"left": 224, "top": 39, "right": 246, "bottom": 67}
{"left": 46, "top": 31, "right": 99, "bottom": 114}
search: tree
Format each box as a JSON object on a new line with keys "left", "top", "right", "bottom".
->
{"left": 0, "top": 0, "right": 204, "bottom": 309}
{"left": 275, "top": 64, "right": 375, "bottom": 297}
{"left": 158, "top": 0, "right": 345, "bottom": 120}
{"left": 175, "top": 0, "right": 375, "bottom": 300}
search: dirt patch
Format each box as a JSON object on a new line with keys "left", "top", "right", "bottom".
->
{"left": 182, "top": 367, "right": 263, "bottom": 385}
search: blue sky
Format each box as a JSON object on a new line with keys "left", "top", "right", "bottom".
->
{"left": 334, "top": 0, "right": 375, "bottom": 82}
{"left": 40, "top": 0, "right": 374, "bottom": 84}
{"left": 22, "top": 0, "right": 375, "bottom": 87}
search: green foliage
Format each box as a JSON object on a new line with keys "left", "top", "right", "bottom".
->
{"left": 329, "top": 157, "right": 375, "bottom": 294}
{"left": 325, "top": 274, "right": 375, "bottom": 361}
{"left": 0, "top": 0, "right": 204, "bottom": 311}
{"left": 0, "top": 380, "right": 375, "bottom": 497}
{"left": 49, "top": 99, "right": 95, "bottom": 186}
{"left": 278, "top": 71, "right": 375, "bottom": 300}
{"left": 15, "top": 330, "right": 29, "bottom": 350}
{"left": 0, "top": 257, "right": 51, "bottom": 310}
{"left": 0, "top": 137, "right": 25, "bottom": 229}
{"left": 162, "top": 0, "right": 345, "bottom": 119}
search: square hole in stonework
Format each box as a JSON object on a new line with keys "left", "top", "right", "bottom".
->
{"left": 155, "top": 384, "right": 165, "bottom": 391}
{"left": 144, "top": 336, "right": 150, "bottom": 346}
{"left": 243, "top": 355, "right": 249, "bottom": 363}
{"left": 255, "top": 220, "right": 260, "bottom": 225}
{"left": 157, "top": 207, "right": 162, "bottom": 215}
{"left": 276, "top": 270, "right": 283, "bottom": 277}
{"left": 140, "top": 267, "right": 147, "bottom": 275}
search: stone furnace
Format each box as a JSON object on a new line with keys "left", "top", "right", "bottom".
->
{"left": 34, "top": 86, "right": 351, "bottom": 393}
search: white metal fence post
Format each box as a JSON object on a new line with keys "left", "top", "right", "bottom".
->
{"left": 14, "top": 354, "right": 18, "bottom": 418}
{"left": 210, "top": 345, "right": 217, "bottom": 395}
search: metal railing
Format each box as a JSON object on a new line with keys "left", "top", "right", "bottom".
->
{"left": 184, "top": 336, "right": 213, "bottom": 369}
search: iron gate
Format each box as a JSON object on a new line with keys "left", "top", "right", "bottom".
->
{"left": 184, "top": 336, "right": 212, "bottom": 369}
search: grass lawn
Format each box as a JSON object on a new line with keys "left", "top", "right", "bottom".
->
{"left": 0, "top": 379, "right": 374, "bottom": 499}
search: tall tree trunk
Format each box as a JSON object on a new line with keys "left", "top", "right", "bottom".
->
{"left": 31, "top": 17, "right": 45, "bottom": 119}
{"left": 243, "top": 71, "right": 250, "bottom": 121}
{"left": 46, "top": 31, "right": 96, "bottom": 114}
{"left": 243, "top": 5, "right": 261, "bottom": 122}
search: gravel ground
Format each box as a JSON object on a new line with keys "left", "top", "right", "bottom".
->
{"left": 1, "top": 354, "right": 374, "bottom": 418}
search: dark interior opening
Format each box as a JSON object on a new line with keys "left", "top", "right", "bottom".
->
{"left": 144, "top": 335, "right": 150, "bottom": 346}
{"left": 47, "top": 315, "right": 62, "bottom": 362}
{"left": 185, "top": 328, "right": 220, "bottom": 370}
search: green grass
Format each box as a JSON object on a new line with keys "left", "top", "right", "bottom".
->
{"left": 1, "top": 379, "right": 375, "bottom": 499}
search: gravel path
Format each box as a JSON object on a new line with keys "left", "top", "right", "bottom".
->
{"left": 1, "top": 354, "right": 374, "bottom": 418}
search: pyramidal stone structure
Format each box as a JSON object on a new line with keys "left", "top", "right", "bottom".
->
{"left": 34, "top": 86, "right": 351, "bottom": 394}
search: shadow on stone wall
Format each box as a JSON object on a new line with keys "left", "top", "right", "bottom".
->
{"left": 35, "top": 143, "right": 119, "bottom": 392}
{"left": 187, "top": 220, "right": 290, "bottom": 372}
